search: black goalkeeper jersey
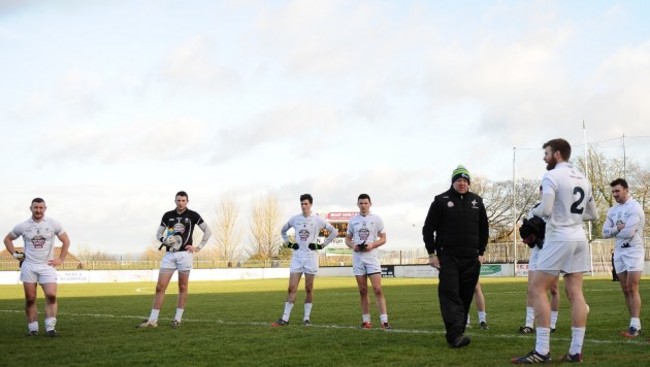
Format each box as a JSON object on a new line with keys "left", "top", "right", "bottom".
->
{"left": 160, "top": 209, "right": 205, "bottom": 251}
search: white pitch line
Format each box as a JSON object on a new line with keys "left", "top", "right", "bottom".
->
{"left": 134, "top": 287, "right": 154, "bottom": 294}
{"left": 1, "top": 308, "right": 646, "bottom": 346}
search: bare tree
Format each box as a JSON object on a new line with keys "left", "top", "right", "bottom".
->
{"left": 210, "top": 194, "right": 243, "bottom": 263}
{"left": 575, "top": 147, "right": 650, "bottom": 238}
{"left": 75, "top": 244, "right": 118, "bottom": 262}
{"left": 575, "top": 148, "right": 628, "bottom": 207}
{"left": 249, "top": 193, "right": 283, "bottom": 259}
{"left": 630, "top": 168, "right": 650, "bottom": 211}
{"left": 139, "top": 237, "right": 166, "bottom": 261}
{"left": 630, "top": 168, "right": 650, "bottom": 238}
{"left": 473, "top": 176, "right": 540, "bottom": 242}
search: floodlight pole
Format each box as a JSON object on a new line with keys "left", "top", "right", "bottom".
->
{"left": 622, "top": 133, "right": 627, "bottom": 178}
{"left": 513, "top": 146, "right": 518, "bottom": 276}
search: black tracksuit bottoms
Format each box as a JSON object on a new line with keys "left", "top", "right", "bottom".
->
{"left": 437, "top": 254, "right": 481, "bottom": 344}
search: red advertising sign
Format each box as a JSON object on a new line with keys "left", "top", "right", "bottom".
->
{"left": 326, "top": 212, "right": 358, "bottom": 221}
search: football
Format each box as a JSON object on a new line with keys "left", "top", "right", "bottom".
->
{"left": 163, "top": 235, "right": 183, "bottom": 252}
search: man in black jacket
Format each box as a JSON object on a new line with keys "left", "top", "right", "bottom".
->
{"left": 422, "top": 165, "right": 489, "bottom": 348}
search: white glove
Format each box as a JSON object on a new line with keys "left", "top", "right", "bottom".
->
{"left": 13, "top": 252, "right": 25, "bottom": 261}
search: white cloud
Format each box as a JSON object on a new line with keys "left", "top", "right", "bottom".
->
{"left": 59, "top": 69, "right": 106, "bottom": 116}
{"left": 584, "top": 42, "right": 650, "bottom": 137}
{"left": 36, "top": 116, "right": 211, "bottom": 165}
{"left": 210, "top": 100, "right": 342, "bottom": 163}
{"left": 163, "top": 36, "right": 240, "bottom": 90}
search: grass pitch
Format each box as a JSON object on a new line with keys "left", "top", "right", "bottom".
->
{"left": 1, "top": 276, "right": 648, "bottom": 366}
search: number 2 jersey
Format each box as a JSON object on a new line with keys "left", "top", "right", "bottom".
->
{"left": 10, "top": 217, "right": 65, "bottom": 264}
{"left": 533, "top": 161, "right": 598, "bottom": 242}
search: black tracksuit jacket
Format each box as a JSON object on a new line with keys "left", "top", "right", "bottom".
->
{"left": 422, "top": 187, "right": 488, "bottom": 257}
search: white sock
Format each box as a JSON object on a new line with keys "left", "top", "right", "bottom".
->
{"left": 282, "top": 302, "right": 294, "bottom": 322}
{"left": 525, "top": 306, "right": 535, "bottom": 328}
{"left": 304, "top": 303, "right": 313, "bottom": 321}
{"left": 550, "top": 311, "right": 559, "bottom": 329}
{"left": 478, "top": 311, "right": 486, "bottom": 323}
{"left": 174, "top": 308, "right": 184, "bottom": 322}
{"left": 28, "top": 321, "right": 38, "bottom": 332}
{"left": 149, "top": 309, "right": 160, "bottom": 322}
{"left": 362, "top": 314, "right": 371, "bottom": 323}
{"left": 535, "top": 327, "right": 551, "bottom": 355}
{"left": 569, "top": 327, "right": 586, "bottom": 355}
{"left": 631, "top": 317, "right": 641, "bottom": 329}
{"left": 45, "top": 317, "right": 57, "bottom": 332}
{"left": 380, "top": 314, "right": 388, "bottom": 323}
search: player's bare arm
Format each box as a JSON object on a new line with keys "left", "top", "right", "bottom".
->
{"left": 48, "top": 232, "right": 70, "bottom": 267}
{"left": 346, "top": 233, "right": 365, "bottom": 252}
{"left": 3, "top": 233, "right": 17, "bottom": 254}
{"left": 368, "top": 233, "right": 387, "bottom": 251}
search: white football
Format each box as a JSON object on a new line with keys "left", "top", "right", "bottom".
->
{"left": 164, "top": 235, "right": 182, "bottom": 251}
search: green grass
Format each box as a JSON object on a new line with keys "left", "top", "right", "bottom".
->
{"left": 1, "top": 277, "right": 648, "bottom": 366}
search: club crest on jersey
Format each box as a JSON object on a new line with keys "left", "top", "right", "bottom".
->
{"left": 359, "top": 227, "right": 370, "bottom": 242}
{"left": 447, "top": 201, "right": 454, "bottom": 208}
{"left": 32, "top": 235, "right": 46, "bottom": 248}
{"left": 471, "top": 199, "right": 478, "bottom": 208}
{"left": 299, "top": 229, "right": 310, "bottom": 241}
{"left": 173, "top": 223, "right": 185, "bottom": 233}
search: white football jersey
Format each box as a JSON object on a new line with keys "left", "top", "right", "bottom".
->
{"left": 347, "top": 213, "right": 385, "bottom": 256}
{"left": 11, "top": 217, "right": 65, "bottom": 264}
{"left": 281, "top": 213, "right": 337, "bottom": 251}
{"left": 602, "top": 197, "right": 645, "bottom": 248}
{"left": 533, "top": 162, "right": 597, "bottom": 241}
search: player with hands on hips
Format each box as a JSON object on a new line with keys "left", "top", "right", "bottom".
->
{"left": 602, "top": 178, "right": 645, "bottom": 338}
{"left": 3, "top": 197, "right": 71, "bottom": 337}
{"left": 345, "top": 193, "right": 392, "bottom": 330}
{"left": 271, "top": 194, "right": 337, "bottom": 327}
{"left": 137, "top": 191, "right": 212, "bottom": 329}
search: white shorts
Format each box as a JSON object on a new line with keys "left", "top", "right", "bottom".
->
{"left": 614, "top": 246, "right": 645, "bottom": 273}
{"left": 352, "top": 253, "right": 381, "bottom": 276}
{"left": 289, "top": 251, "right": 319, "bottom": 275}
{"left": 536, "top": 240, "right": 590, "bottom": 275}
{"left": 20, "top": 262, "right": 58, "bottom": 284}
{"left": 528, "top": 246, "right": 541, "bottom": 271}
{"left": 160, "top": 252, "right": 193, "bottom": 273}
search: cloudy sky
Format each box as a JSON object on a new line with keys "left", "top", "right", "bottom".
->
{"left": 2, "top": 0, "right": 649, "bottom": 256}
